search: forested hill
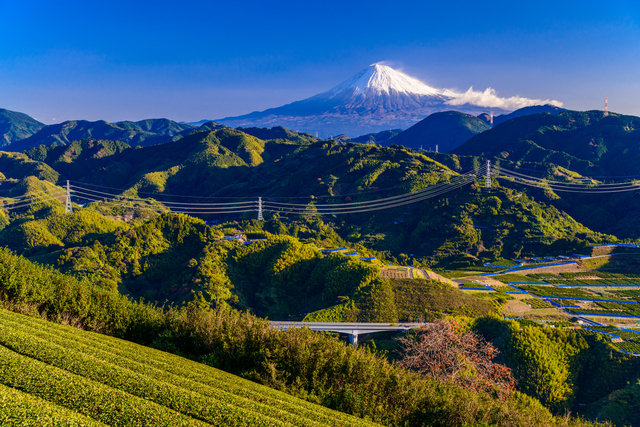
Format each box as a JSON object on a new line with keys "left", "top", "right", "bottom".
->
{"left": 237, "top": 125, "right": 320, "bottom": 142}
{"left": 6, "top": 118, "right": 196, "bottom": 152}
{"left": 0, "top": 108, "right": 45, "bottom": 146}
{"left": 0, "top": 127, "right": 609, "bottom": 275}
{"left": 453, "top": 109, "right": 640, "bottom": 176}
{"left": 19, "top": 128, "right": 453, "bottom": 199}
{"left": 386, "top": 111, "right": 490, "bottom": 152}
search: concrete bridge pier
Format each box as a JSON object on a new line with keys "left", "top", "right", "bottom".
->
{"left": 345, "top": 332, "right": 369, "bottom": 345}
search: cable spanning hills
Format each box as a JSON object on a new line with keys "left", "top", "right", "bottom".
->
{"left": 7, "top": 163, "right": 640, "bottom": 219}
{"left": 215, "top": 63, "right": 562, "bottom": 137}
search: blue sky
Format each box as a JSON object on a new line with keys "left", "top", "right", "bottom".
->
{"left": 1, "top": 0, "right": 639, "bottom": 124}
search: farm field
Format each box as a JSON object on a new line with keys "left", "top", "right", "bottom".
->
{"left": 0, "top": 309, "right": 380, "bottom": 427}
{"left": 380, "top": 267, "right": 428, "bottom": 280}
{"left": 580, "top": 326, "right": 640, "bottom": 355}
{"left": 455, "top": 267, "right": 640, "bottom": 321}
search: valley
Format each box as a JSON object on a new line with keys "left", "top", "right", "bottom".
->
{"left": 1, "top": 104, "right": 640, "bottom": 426}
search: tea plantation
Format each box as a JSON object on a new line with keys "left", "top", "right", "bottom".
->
{"left": 0, "top": 309, "right": 380, "bottom": 427}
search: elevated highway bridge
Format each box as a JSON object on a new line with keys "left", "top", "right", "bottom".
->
{"left": 269, "top": 321, "right": 427, "bottom": 345}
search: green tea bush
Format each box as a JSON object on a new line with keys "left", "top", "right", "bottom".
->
{"left": 0, "top": 382, "right": 105, "bottom": 426}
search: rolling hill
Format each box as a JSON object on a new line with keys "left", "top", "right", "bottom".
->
{"left": 385, "top": 111, "right": 490, "bottom": 152}
{"left": 0, "top": 109, "right": 45, "bottom": 147}
{"left": 489, "top": 104, "right": 566, "bottom": 126}
{"left": 0, "top": 130, "right": 606, "bottom": 294}
{"left": 6, "top": 118, "right": 195, "bottom": 152}
{"left": 453, "top": 109, "right": 640, "bottom": 176}
{"left": 0, "top": 308, "right": 379, "bottom": 427}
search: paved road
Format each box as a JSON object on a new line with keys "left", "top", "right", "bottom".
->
{"left": 269, "top": 321, "right": 427, "bottom": 344}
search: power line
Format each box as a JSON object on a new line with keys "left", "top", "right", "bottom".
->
{"left": 495, "top": 167, "right": 640, "bottom": 194}
{"left": 262, "top": 167, "right": 485, "bottom": 209}
{"left": 496, "top": 167, "right": 637, "bottom": 187}
{"left": 0, "top": 193, "right": 67, "bottom": 211}
{"left": 70, "top": 187, "right": 256, "bottom": 206}
{"left": 0, "top": 164, "right": 489, "bottom": 218}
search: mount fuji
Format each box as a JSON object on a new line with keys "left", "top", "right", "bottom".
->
{"left": 215, "top": 64, "right": 562, "bottom": 137}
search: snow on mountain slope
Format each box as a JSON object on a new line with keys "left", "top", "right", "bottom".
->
{"left": 324, "top": 64, "right": 443, "bottom": 98}
{"left": 216, "top": 64, "right": 562, "bottom": 138}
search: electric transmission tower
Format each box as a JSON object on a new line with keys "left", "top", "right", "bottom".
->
{"left": 65, "top": 180, "right": 73, "bottom": 213}
{"left": 485, "top": 161, "right": 491, "bottom": 188}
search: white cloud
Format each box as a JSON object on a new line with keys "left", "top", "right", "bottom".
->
{"left": 445, "top": 86, "right": 563, "bottom": 109}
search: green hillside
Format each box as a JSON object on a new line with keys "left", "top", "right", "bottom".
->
{"left": 348, "top": 129, "right": 403, "bottom": 144}
{"left": 426, "top": 109, "right": 640, "bottom": 239}
{"left": 491, "top": 105, "right": 565, "bottom": 126}
{"left": 0, "top": 109, "right": 45, "bottom": 147}
{"left": 237, "top": 126, "right": 319, "bottom": 142}
{"left": 453, "top": 109, "right": 640, "bottom": 176}
{"left": 0, "top": 151, "right": 59, "bottom": 183}
{"left": 6, "top": 119, "right": 195, "bottom": 152}
{"left": 387, "top": 111, "right": 490, "bottom": 152}
{"left": 0, "top": 129, "right": 608, "bottom": 276}
{"left": 0, "top": 308, "right": 378, "bottom": 427}
{"left": 0, "top": 248, "right": 605, "bottom": 426}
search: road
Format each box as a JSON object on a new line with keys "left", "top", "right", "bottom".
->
{"left": 269, "top": 321, "right": 427, "bottom": 345}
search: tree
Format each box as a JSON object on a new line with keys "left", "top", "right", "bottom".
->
{"left": 506, "top": 325, "right": 573, "bottom": 411}
{"left": 396, "top": 319, "right": 515, "bottom": 399}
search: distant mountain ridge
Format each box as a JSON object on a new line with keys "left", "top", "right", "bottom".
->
{"left": 215, "top": 64, "right": 561, "bottom": 137}
{"left": 0, "top": 109, "right": 45, "bottom": 146}
{"left": 452, "top": 109, "right": 640, "bottom": 177}
{"left": 6, "top": 118, "right": 196, "bottom": 152}
{"left": 386, "top": 111, "right": 491, "bottom": 152}
{"left": 488, "top": 105, "right": 566, "bottom": 126}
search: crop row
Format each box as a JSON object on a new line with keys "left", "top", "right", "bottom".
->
{"left": 0, "top": 310, "right": 376, "bottom": 427}
{"left": 613, "top": 289, "right": 640, "bottom": 299}
{"left": 563, "top": 272, "right": 640, "bottom": 279}
{"left": 0, "top": 310, "right": 375, "bottom": 427}
{"left": 0, "top": 382, "right": 106, "bottom": 427}
{"left": 522, "top": 298, "right": 552, "bottom": 309}
{"left": 592, "top": 303, "right": 640, "bottom": 316}
{"left": 0, "top": 325, "right": 294, "bottom": 427}
{"left": 520, "top": 286, "right": 601, "bottom": 299}
{"left": 0, "top": 344, "right": 209, "bottom": 427}
{"left": 569, "top": 309, "right": 640, "bottom": 317}
{"left": 494, "top": 274, "right": 546, "bottom": 284}
{"left": 592, "top": 325, "right": 640, "bottom": 341}
{"left": 612, "top": 341, "right": 640, "bottom": 353}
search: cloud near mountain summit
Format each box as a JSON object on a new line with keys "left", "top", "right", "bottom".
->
{"left": 446, "top": 87, "right": 564, "bottom": 109}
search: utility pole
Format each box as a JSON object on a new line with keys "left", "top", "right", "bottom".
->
{"left": 65, "top": 180, "right": 73, "bottom": 213}
{"left": 257, "top": 197, "right": 263, "bottom": 221}
{"left": 485, "top": 160, "right": 491, "bottom": 188}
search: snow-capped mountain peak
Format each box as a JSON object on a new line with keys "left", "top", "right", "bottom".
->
{"left": 217, "top": 63, "right": 563, "bottom": 138}
{"left": 323, "top": 63, "right": 444, "bottom": 98}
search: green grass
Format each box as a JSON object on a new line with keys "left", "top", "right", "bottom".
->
{"left": 0, "top": 309, "right": 379, "bottom": 427}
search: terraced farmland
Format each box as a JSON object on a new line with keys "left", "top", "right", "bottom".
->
{"left": 0, "top": 309, "right": 380, "bottom": 427}
{"left": 522, "top": 298, "right": 553, "bottom": 309}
